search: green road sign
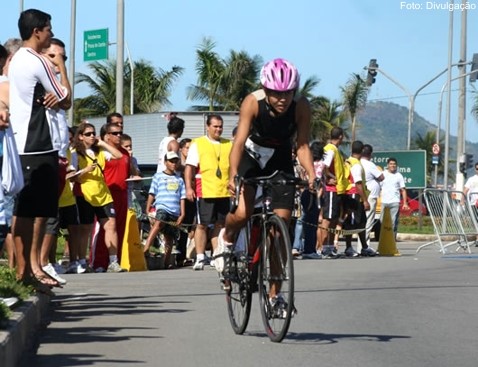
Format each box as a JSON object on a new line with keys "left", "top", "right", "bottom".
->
{"left": 84, "top": 29, "right": 108, "bottom": 61}
{"left": 371, "top": 150, "right": 427, "bottom": 189}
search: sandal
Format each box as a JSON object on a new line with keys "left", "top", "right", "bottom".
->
{"left": 33, "top": 272, "right": 62, "bottom": 288}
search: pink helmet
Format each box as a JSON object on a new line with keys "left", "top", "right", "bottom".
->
{"left": 260, "top": 58, "right": 300, "bottom": 92}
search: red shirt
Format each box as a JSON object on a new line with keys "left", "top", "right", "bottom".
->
{"left": 104, "top": 147, "right": 130, "bottom": 192}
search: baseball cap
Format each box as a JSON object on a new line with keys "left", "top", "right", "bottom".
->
{"left": 165, "top": 151, "right": 179, "bottom": 161}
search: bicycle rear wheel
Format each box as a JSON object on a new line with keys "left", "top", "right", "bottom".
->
{"left": 258, "top": 214, "right": 295, "bottom": 342}
{"left": 226, "top": 250, "right": 252, "bottom": 334}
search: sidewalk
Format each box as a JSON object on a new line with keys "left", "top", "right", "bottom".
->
{"left": 0, "top": 293, "right": 51, "bottom": 367}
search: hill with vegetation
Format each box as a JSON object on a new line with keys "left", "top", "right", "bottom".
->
{"left": 354, "top": 101, "right": 478, "bottom": 163}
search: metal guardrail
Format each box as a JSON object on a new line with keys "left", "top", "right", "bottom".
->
{"left": 416, "top": 189, "right": 478, "bottom": 254}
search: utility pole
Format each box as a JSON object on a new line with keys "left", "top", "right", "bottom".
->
{"left": 455, "top": 3, "right": 467, "bottom": 192}
{"left": 443, "top": 3, "right": 454, "bottom": 190}
{"left": 115, "top": 0, "right": 124, "bottom": 114}
{"left": 68, "top": 0, "right": 76, "bottom": 125}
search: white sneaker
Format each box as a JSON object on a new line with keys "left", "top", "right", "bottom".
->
{"left": 213, "top": 228, "right": 232, "bottom": 273}
{"left": 193, "top": 259, "right": 205, "bottom": 271}
{"left": 42, "top": 263, "right": 67, "bottom": 285}
{"left": 107, "top": 261, "right": 126, "bottom": 273}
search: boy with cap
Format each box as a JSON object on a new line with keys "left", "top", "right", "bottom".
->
{"left": 143, "top": 151, "right": 186, "bottom": 268}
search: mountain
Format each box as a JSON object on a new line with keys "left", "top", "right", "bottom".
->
{"left": 354, "top": 101, "right": 478, "bottom": 163}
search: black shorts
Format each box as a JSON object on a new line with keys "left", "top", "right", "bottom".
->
{"left": 196, "top": 197, "right": 230, "bottom": 226}
{"left": 76, "top": 196, "right": 116, "bottom": 225}
{"left": 155, "top": 209, "right": 179, "bottom": 238}
{"left": 322, "top": 191, "right": 344, "bottom": 220}
{"left": 237, "top": 148, "right": 295, "bottom": 210}
{"left": 343, "top": 194, "right": 366, "bottom": 228}
{"left": 14, "top": 152, "right": 59, "bottom": 218}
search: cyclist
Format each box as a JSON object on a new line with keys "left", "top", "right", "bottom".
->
{"left": 219, "top": 58, "right": 316, "bottom": 315}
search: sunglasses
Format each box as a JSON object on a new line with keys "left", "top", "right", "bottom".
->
{"left": 82, "top": 132, "right": 95, "bottom": 137}
{"left": 108, "top": 131, "right": 123, "bottom": 136}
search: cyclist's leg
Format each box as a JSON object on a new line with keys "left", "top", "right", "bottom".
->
{"left": 223, "top": 184, "right": 256, "bottom": 244}
{"left": 269, "top": 208, "right": 292, "bottom": 298}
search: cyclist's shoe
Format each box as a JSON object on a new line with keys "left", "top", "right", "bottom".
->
{"left": 269, "top": 294, "right": 296, "bottom": 319}
{"left": 361, "top": 247, "right": 377, "bottom": 257}
{"left": 213, "top": 228, "right": 233, "bottom": 273}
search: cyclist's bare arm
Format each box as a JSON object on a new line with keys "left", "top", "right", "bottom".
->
{"left": 294, "top": 96, "right": 316, "bottom": 189}
{"left": 228, "top": 94, "right": 257, "bottom": 195}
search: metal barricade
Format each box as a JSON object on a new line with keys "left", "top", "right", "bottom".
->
{"left": 416, "top": 189, "right": 477, "bottom": 254}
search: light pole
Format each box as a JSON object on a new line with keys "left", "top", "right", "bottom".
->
{"left": 367, "top": 64, "right": 464, "bottom": 150}
{"left": 68, "top": 0, "right": 76, "bottom": 125}
{"left": 433, "top": 68, "right": 478, "bottom": 187}
{"left": 115, "top": 0, "right": 124, "bottom": 114}
{"left": 125, "top": 42, "right": 134, "bottom": 115}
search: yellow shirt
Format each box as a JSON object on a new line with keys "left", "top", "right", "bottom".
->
{"left": 78, "top": 149, "right": 113, "bottom": 207}
{"left": 59, "top": 149, "right": 76, "bottom": 208}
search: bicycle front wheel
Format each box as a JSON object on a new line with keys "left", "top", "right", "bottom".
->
{"left": 226, "top": 252, "right": 252, "bottom": 335}
{"left": 258, "top": 214, "right": 295, "bottom": 343}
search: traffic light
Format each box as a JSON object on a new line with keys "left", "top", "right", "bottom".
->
{"left": 466, "top": 153, "right": 474, "bottom": 169}
{"left": 470, "top": 54, "right": 478, "bottom": 83}
{"left": 366, "top": 59, "right": 378, "bottom": 87}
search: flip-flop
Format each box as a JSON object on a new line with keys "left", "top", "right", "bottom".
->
{"left": 33, "top": 272, "right": 62, "bottom": 288}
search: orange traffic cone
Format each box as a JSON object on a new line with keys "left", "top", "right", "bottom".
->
{"left": 377, "top": 207, "right": 401, "bottom": 256}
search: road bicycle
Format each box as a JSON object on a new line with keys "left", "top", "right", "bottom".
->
{"left": 221, "top": 170, "right": 309, "bottom": 342}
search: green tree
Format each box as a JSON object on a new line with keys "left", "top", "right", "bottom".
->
{"left": 341, "top": 73, "right": 368, "bottom": 142}
{"left": 188, "top": 38, "right": 261, "bottom": 111}
{"left": 74, "top": 59, "right": 183, "bottom": 123}
{"left": 310, "top": 96, "right": 347, "bottom": 142}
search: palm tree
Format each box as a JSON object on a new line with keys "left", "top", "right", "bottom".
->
{"left": 310, "top": 96, "right": 347, "bottom": 142}
{"left": 74, "top": 59, "right": 183, "bottom": 123}
{"left": 187, "top": 38, "right": 225, "bottom": 111}
{"left": 188, "top": 38, "right": 261, "bottom": 111}
{"left": 341, "top": 73, "right": 368, "bottom": 142}
{"left": 218, "top": 50, "right": 262, "bottom": 110}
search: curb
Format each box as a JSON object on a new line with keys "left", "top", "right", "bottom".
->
{"left": 0, "top": 294, "right": 50, "bottom": 367}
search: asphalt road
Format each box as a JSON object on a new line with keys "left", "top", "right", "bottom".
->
{"left": 21, "top": 241, "right": 478, "bottom": 367}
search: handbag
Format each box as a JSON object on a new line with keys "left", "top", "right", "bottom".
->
{"left": 2, "top": 127, "right": 24, "bottom": 195}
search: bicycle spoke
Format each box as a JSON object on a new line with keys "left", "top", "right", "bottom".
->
{"left": 258, "top": 215, "right": 295, "bottom": 343}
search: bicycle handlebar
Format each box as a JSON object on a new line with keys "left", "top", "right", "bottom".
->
{"left": 230, "top": 170, "right": 316, "bottom": 213}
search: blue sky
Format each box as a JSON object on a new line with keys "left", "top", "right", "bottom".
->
{"left": 2, "top": 0, "right": 478, "bottom": 144}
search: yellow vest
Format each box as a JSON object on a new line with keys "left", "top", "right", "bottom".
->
{"left": 324, "top": 143, "right": 349, "bottom": 194}
{"left": 194, "top": 136, "right": 232, "bottom": 198}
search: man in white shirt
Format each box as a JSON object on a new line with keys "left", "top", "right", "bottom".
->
{"left": 157, "top": 114, "right": 184, "bottom": 172}
{"left": 380, "top": 157, "right": 409, "bottom": 238}
{"left": 9, "top": 9, "right": 71, "bottom": 287}
{"left": 360, "top": 144, "right": 384, "bottom": 248}
{"left": 463, "top": 162, "right": 478, "bottom": 246}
